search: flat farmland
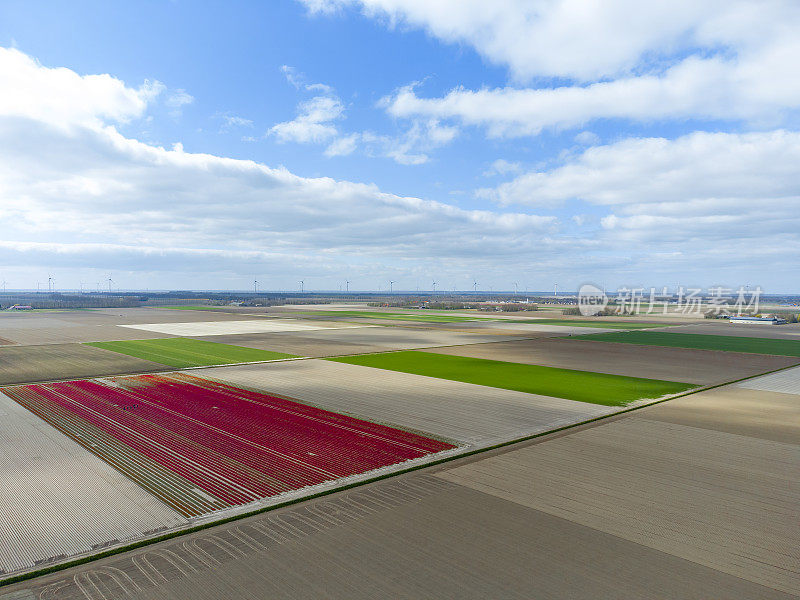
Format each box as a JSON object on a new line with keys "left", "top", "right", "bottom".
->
{"left": 252, "top": 325, "right": 532, "bottom": 351}
{"left": 660, "top": 322, "right": 800, "bottom": 339}
{"left": 427, "top": 338, "right": 800, "bottom": 384}
{"left": 0, "top": 308, "right": 265, "bottom": 345}
{"left": 2, "top": 373, "right": 454, "bottom": 518}
{"left": 0, "top": 391, "right": 186, "bottom": 575}
{"left": 87, "top": 338, "right": 298, "bottom": 368}
{"left": 0, "top": 343, "right": 169, "bottom": 385}
{"left": 450, "top": 320, "right": 617, "bottom": 335}
{"left": 195, "top": 332, "right": 390, "bottom": 357}
{"left": 330, "top": 351, "right": 696, "bottom": 405}
{"left": 202, "top": 360, "right": 620, "bottom": 444}
{"left": 292, "top": 310, "right": 481, "bottom": 323}
{"left": 7, "top": 474, "right": 792, "bottom": 600}
{"left": 640, "top": 385, "right": 800, "bottom": 444}
{"left": 739, "top": 364, "right": 800, "bottom": 395}
{"left": 118, "top": 319, "right": 366, "bottom": 337}
{"left": 437, "top": 410, "right": 800, "bottom": 595}
{"left": 512, "top": 318, "right": 663, "bottom": 329}
{"left": 575, "top": 330, "right": 800, "bottom": 356}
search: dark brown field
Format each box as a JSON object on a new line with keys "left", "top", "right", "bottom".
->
{"left": 427, "top": 337, "right": 800, "bottom": 384}
{"left": 0, "top": 343, "right": 169, "bottom": 385}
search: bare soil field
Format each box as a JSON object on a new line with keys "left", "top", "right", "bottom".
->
{"left": 427, "top": 338, "right": 799, "bottom": 384}
{"left": 644, "top": 385, "right": 800, "bottom": 444}
{"left": 0, "top": 309, "right": 362, "bottom": 345}
{"left": 739, "top": 364, "right": 800, "bottom": 395}
{"left": 4, "top": 470, "right": 793, "bottom": 599}
{"left": 201, "top": 359, "right": 617, "bottom": 444}
{"left": 0, "top": 392, "right": 186, "bottom": 575}
{"left": 196, "top": 332, "right": 388, "bottom": 357}
{"left": 254, "top": 325, "right": 532, "bottom": 351}
{"left": 0, "top": 343, "right": 169, "bottom": 385}
{"left": 437, "top": 405, "right": 800, "bottom": 596}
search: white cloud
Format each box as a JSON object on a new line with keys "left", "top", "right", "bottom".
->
{"left": 301, "top": 1, "right": 799, "bottom": 82}
{"left": 272, "top": 70, "right": 458, "bottom": 164}
{"left": 221, "top": 114, "right": 254, "bottom": 128}
{"left": 280, "top": 65, "right": 333, "bottom": 93}
{"left": 363, "top": 119, "right": 458, "bottom": 165}
{"left": 0, "top": 47, "right": 556, "bottom": 287}
{"left": 476, "top": 130, "right": 800, "bottom": 272}
{"left": 269, "top": 95, "right": 344, "bottom": 143}
{"left": 271, "top": 68, "right": 349, "bottom": 146}
{"left": 325, "top": 133, "right": 359, "bottom": 156}
{"left": 480, "top": 130, "right": 800, "bottom": 207}
{"left": 384, "top": 49, "right": 800, "bottom": 137}
{"left": 574, "top": 131, "right": 600, "bottom": 146}
{"left": 483, "top": 159, "right": 521, "bottom": 177}
{"left": 4, "top": 45, "right": 797, "bottom": 290}
{"left": 0, "top": 46, "right": 161, "bottom": 129}
{"left": 310, "top": 2, "right": 800, "bottom": 138}
{"left": 280, "top": 64, "right": 304, "bottom": 88}
{"left": 166, "top": 89, "right": 194, "bottom": 108}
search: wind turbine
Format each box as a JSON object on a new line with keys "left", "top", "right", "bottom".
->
{"left": 473, "top": 280, "right": 477, "bottom": 293}
{"left": 432, "top": 281, "right": 437, "bottom": 294}
{"left": 345, "top": 280, "right": 350, "bottom": 293}
{"left": 253, "top": 278, "right": 258, "bottom": 294}
{"left": 107, "top": 275, "right": 114, "bottom": 292}
{"left": 554, "top": 283, "right": 558, "bottom": 297}
{"left": 299, "top": 280, "right": 304, "bottom": 293}
{"left": 1, "top": 278, "right": 6, "bottom": 293}
{"left": 513, "top": 282, "right": 519, "bottom": 295}
{"left": 48, "top": 275, "right": 54, "bottom": 293}
{"left": 389, "top": 281, "right": 395, "bottom": 294}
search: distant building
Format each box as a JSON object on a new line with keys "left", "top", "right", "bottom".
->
{"left": 729, "top": 315, "right": 787, "bottom": 325}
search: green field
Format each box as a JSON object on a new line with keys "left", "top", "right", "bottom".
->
{"left": 328, "top": 351, "right": 695, "bottom": 406}
{"left": 573, "top": 331, "right": 800, "bottom": 357}
{"left": 297, "top": 310, "right": 479, "bottom": 323}
{"left": 87, "top": 338, "right": 297, "bottom": 368}
{"left": 511, "top": 318, "right": 662, "bottom": 329}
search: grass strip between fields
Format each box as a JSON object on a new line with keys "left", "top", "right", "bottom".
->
{"left": 328, "top": 350, "right": 695, "bottom": 406}
{"left": 86, "top": 338, "right": 297, "bottom": 368}
{"left": 510, "top": 318, "right": 663, "bottom": 329}
{"left": 571, "top": 330, "right": 800, "bottom": 357}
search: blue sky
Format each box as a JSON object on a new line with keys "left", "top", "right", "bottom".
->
{"left": 1, "top": 0, "right": 799, "bottom": 292}
{"left": 1, "top": 0, "right": 508, "bottom": 202}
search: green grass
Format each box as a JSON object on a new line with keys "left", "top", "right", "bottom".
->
{"left": 573, "top": 331, "right": 800, "bottom": 357}
{"left": 296, "top": 310, "right": 479, "bottom": 323}
{"left": 86, "top": 338, "right": 297, "bottom": 368}
{"left": 511, "top": 318, "right": 662, "bottom": 329}
{"left": 328, "top": 351, "right": 695, "bottom": 406}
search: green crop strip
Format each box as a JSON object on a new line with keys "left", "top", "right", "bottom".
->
{"left": 572, "top": 331, "right": 800, "bottom": 357}
{"left": 328, "top": 350, "right": 695, "bottom": 406}
{"left": 86, "top": 338, "right": 297, "bottom": 368}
